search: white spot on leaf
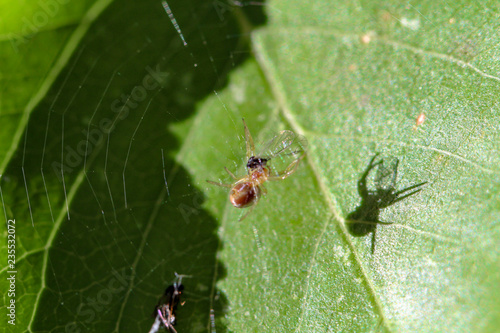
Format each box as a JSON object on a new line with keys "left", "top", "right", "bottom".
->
{"left": 400, "top": 17, "right": 420, "bottom": 31}
{"left": 230, "top": 83, "right": 246, "bottom": 104}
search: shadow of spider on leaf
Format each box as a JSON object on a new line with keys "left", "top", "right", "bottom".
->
{"left": 346, "top": 154, "right": 427, "bottom": 254}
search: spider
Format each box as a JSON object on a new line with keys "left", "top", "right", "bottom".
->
{"left": 207, "top": 118, "right": 308, "bottom": 220}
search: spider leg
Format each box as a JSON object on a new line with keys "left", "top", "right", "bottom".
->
{"left": 394, "top": 181, "right": 427, "bottom": 196}
{"left": 206, "top": 180, "right": 232, "bottom": 188}
{"left": 242, "top": 118, "right": 255, "bottom": 160}
{"left": 369, "top": 220, "right": 394, "bottom": 254}
{"left": 369, "top": 153, "right": 382, "bottom": 166}
{"left": 207, "top": 167, "right": 239, "bottom": 187}
{"left": 157, "top": 309, "right": 170, "bottom": 329}
{"left": 224, "top": 167, "right": 238, "bottom": 180}
{"left": 371, "top": 228, "right": 377, "bottom": 254}
{"left": 391, "top": 182, "right": 427, "bottom": 204}
{"left": 346, "top": 219, "right": 393, "bottom": 226}
{"left": 358, "top": 154, "right": 383, "bottom": 197}
{"left": 174, "top": 272, "right": 192, "bottom": 286}
{"left": 166, "top": 309, "right": 178, "bottom": 333}
{"left": 391, "top": 159, "right": 400, "bottom": 187}
{"left": 267, "top": 157, "right": 303, "bottom": 181}
{"left": 390, "top": 190, "right": 422, "bottom": 205}
{"left": 238, "top": 195, "right": 259, "bottom": 221}
{"left": 376, "top": 220, "right": 394, "bottom": 225}
{"left": 238, "top": 205, "right": 256, "bottom": 221}
{"left": 260, "top": 185, "right": 267, "bottom": 196}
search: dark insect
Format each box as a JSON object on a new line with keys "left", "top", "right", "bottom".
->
{"left": 151, "top": 275, "right": 186, "bottom": 333}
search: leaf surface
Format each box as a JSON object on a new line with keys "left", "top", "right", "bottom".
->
{"left": 1, "top": 1, "right": 499, "bottom": 332}
{"left": 187, "top": 1, "right": 500, "bottom": 332}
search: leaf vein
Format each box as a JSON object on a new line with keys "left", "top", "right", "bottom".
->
{"left": 26, "top": 0, "right": 116, "bottom": 330}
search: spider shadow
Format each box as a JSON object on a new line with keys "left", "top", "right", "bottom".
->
{"left": 346, "top": 154, "right": 427, "bottom": 254}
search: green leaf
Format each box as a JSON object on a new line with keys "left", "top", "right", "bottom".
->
{"left": 182, "top": 1, "right": 500, "bottom": 332}
{"left": 2, "top": 0, "right": 500, "bottom": 332}
{"left": 0, "top": 0, "right": 113, "bottom": 176}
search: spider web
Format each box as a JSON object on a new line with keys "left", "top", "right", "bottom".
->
{"left": 0, "top": 1, "right": 268, "bottom": 332}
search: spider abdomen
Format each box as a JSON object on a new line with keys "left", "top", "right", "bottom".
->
{"left": 230, "top": 182, "right": 260, "bottom": 208}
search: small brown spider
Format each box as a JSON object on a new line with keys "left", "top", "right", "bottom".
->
{"left": 207, "top": 118, "right": 308, "bottom": 220}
